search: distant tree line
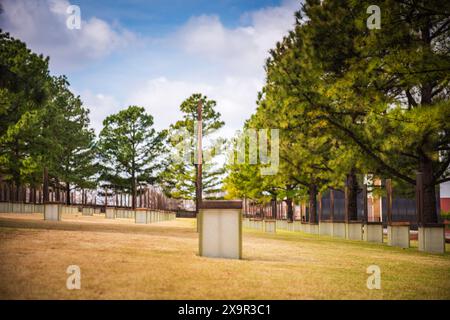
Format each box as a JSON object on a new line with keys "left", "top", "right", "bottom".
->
{"left": 0, "top": 30, "right": 224, "bottom": 209}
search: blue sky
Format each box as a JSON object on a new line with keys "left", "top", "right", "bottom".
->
{"left": 73, "top": 0, "right": 282, "bottom": 32}
{"left": 0, "top": 0, "right": 299, "bottom": 136}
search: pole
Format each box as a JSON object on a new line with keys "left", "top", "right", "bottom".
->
{"left": 196, "top": 99, "right": 203, "bottom": 212}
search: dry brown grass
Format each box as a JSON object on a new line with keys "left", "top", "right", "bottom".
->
{"left": 0, "top": 213, "right": 449, "bottom": 300}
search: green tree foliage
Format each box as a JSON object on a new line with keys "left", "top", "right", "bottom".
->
{"left": 225, "top": 0, "right": 449, "bottom": 223}
{"left": 0, "top": 30, "right": 50, "bottom": 198}
{"left": 42, "top": 76, "right": 98, "bottom": 204}
{"left": 299, "top": 0, "right": 450, "bottom": 222}
{"left": 0, "top": 31, "right": 99, "bottom": 202}
{"left": 97, "top": 106, "right": 165, "bottom": 209}
{"left": 160, "top": 94, "right": 225, "bottom": 203}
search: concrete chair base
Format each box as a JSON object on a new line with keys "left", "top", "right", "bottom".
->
{"left": 319, "top": 221, "right": 333, "bottom": 236}
{"left": 135, "top": 209, "right": 148, "bottom": 224}
{"left": 277, "top": 220, "right": 287, "bottom": 230}
{"left": 287, "top": 221, "right": 294, "bottom": 232}
{"left": 264, "top": 220, "right": 276, "bottom": 233}
{"left": 418, "top": 224, "right": 445, "bottom": 254}
{"left": 253, "top": 219, "right": 264, "bottom": 231}
{"left": 304, "top": 223, "right": 319, "bottom": 234}
{"left": 82, "top": 207, "right": 94, "bottom": 216}
{"left": 332, "top": 221, "right": 346, "bottom": 238}
{"left": 44, "top": 203, "right": 61, "bottom": 221}
{"left": 363, "top": 222, "right": 383, "bottom": 243}
{"left": 61, "top": 205, "right": 79, "bottom": 215}
{"left": 346, "top": 221, "right": 363, "bottom": 240}
{"left": 105, "top": 208, "right": 116, "bottom": 219}
{"left": 198, "top": 201, "right": 242, "bottom": 259}
{"left": 293, "top": 221, "right": 302, "bottom": 232}
{"left": 0, "top": 202, "right": 45, "bottom": 214}
{"left": 387, "top": 223, "right": 410, "bottom": 248}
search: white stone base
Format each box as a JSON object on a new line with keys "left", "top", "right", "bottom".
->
{"left": 276, "top": 220, "right": 287, "bottom": 230}
{"left": 287, "top": 221, "right": 294, "bottom": 232}
{"left": 199, "top": 208, "right": 242, "bottom": 259}
{"left": 44, "top": 203, "right": 61, "bottom": 221}
{"left": 0, "top": 202, "right": 44, "bottom": 214}
{"left": 293, "top": 221, "right": 302, "bottom": 232}
{"left": 346, "top": 222, "right": 363, "bottom": 241}
{"left": 418, "top": 225, "right": 445, "bottom": 254}
{"left": 319, "top": 221, "right": 333, "bottom": 236}
{"left": 61, "top": 205, "right": 79, "bottom": 215}
{"left": 264, "top": 220, "right": 276, "bottom": 233}
{"left": 105, "top": 208, "right": 115, "bottom": 219}
{"left": 387, "top": 224, "right": 410, "bottom": 248}
{"left": 304, "top": 223, "right": 319, "bottom": 234}
{"left": 253, "top": 219, "right": 264, "bottom": 231}
{"left": 332, "top": 222, "right": 346, "bottom": 238}
{"left": 363, "top": 223, "right": 383, "bottom": 243}
{"left": 82, "top": 207, "right": 94, "bottom": 216}
{"left": 135, "top": 210, "right": 148, "bottom": 224}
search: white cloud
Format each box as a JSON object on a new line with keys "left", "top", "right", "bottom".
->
{"left": 1, "top": 0, "right": 299, "bottom": 139}
{"left": 0, "top": 0, "right": 136, "bottom": 72}
{"left": 175, "top": 0, "right": 298, "bottom": 76}
{"left": 126, "top": 75, "right": 263, "bottom": 137}
{"left": 77, "top": 90, "right": 121, "bottom": 134}
{"left": 126, "top": 0, "right": 298, "bottom": 137}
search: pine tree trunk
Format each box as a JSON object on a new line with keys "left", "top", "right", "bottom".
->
{"left": 271, "top": 197, "right": 277, "bottom": 219}
{"left": 346, "top": 170, "right": 359, "bottom": 221}
{"left": 56, "top": 179, "right": 60, "bottom": 202}
{"left": 420, "top": 157, "right": 437, "bottom": 223}
{"left": 286, "top": 198, "right": 293, "bottom": 222}
{"left": 131, "top": 176, "right": 136, "bottom": 210}
{"left": 309, "top": 184, "right": 317, "bottom": 223}
{"left": 43, "top": 167, "right": 49, "bottom": 203}
{"left": 66, "top": 182, "right": 71, "bottom": 205}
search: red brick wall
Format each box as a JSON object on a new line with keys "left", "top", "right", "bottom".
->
{"left": 441, "top": 198, "right": 450, "bottom": 213}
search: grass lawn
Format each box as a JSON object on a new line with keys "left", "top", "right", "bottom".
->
{"left": 0, "top": 213, "right": 449, "bottom": 299}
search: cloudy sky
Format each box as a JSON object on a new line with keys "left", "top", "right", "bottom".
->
{"left": 0, "top": 0, "right": 299, "bottom": 137}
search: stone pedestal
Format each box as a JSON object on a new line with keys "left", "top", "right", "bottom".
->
{"left": 363, "top": 222, "right": 383, "bottom": 243}
{"left": 292, "top": 221, "right": 301, "bottom": 232}
{"left": 319, "top": 221, "right": 333, "bottom": 236}
{"left": 418, "top": 224, "right": 445, "bottom": 254}
{"left": 387, "top": 222, "right": 410, "bottom": 248}
{"left": 135, "top": 208, "right": 148, "bottom": 224}
{"left": 304, "top": 223, "right": 319, "bottom": 234}
{"left": 82, "top": 207, "right": 94, "bottom": 216}
{"left": 264, "top": 219, "right": 276, "bottom": 233}
{"left": 346, "top": 221, "right": 363, "bottom": 241}
{"left": 286, "top": 221, "right": 294, "bottom": 232}
{"left": 332, "top": 221, "right": 346, "bottom": 238}
{"left": 0, "top": 202, "right": 9, "bottom": 213}
{"left": 199, "top": 201, "right": 242, "bottom": 259}
{"left": 253, "top": 219, "right": 264, "bottom": 231}
{"left": 105, "top": 207, "right": 116, "bottom": 219}
{"left": 277, "top": 220, "right": 288, "bottom": 230}
{"left": 44, "top": 203, "right": 61, "bottom": 221}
